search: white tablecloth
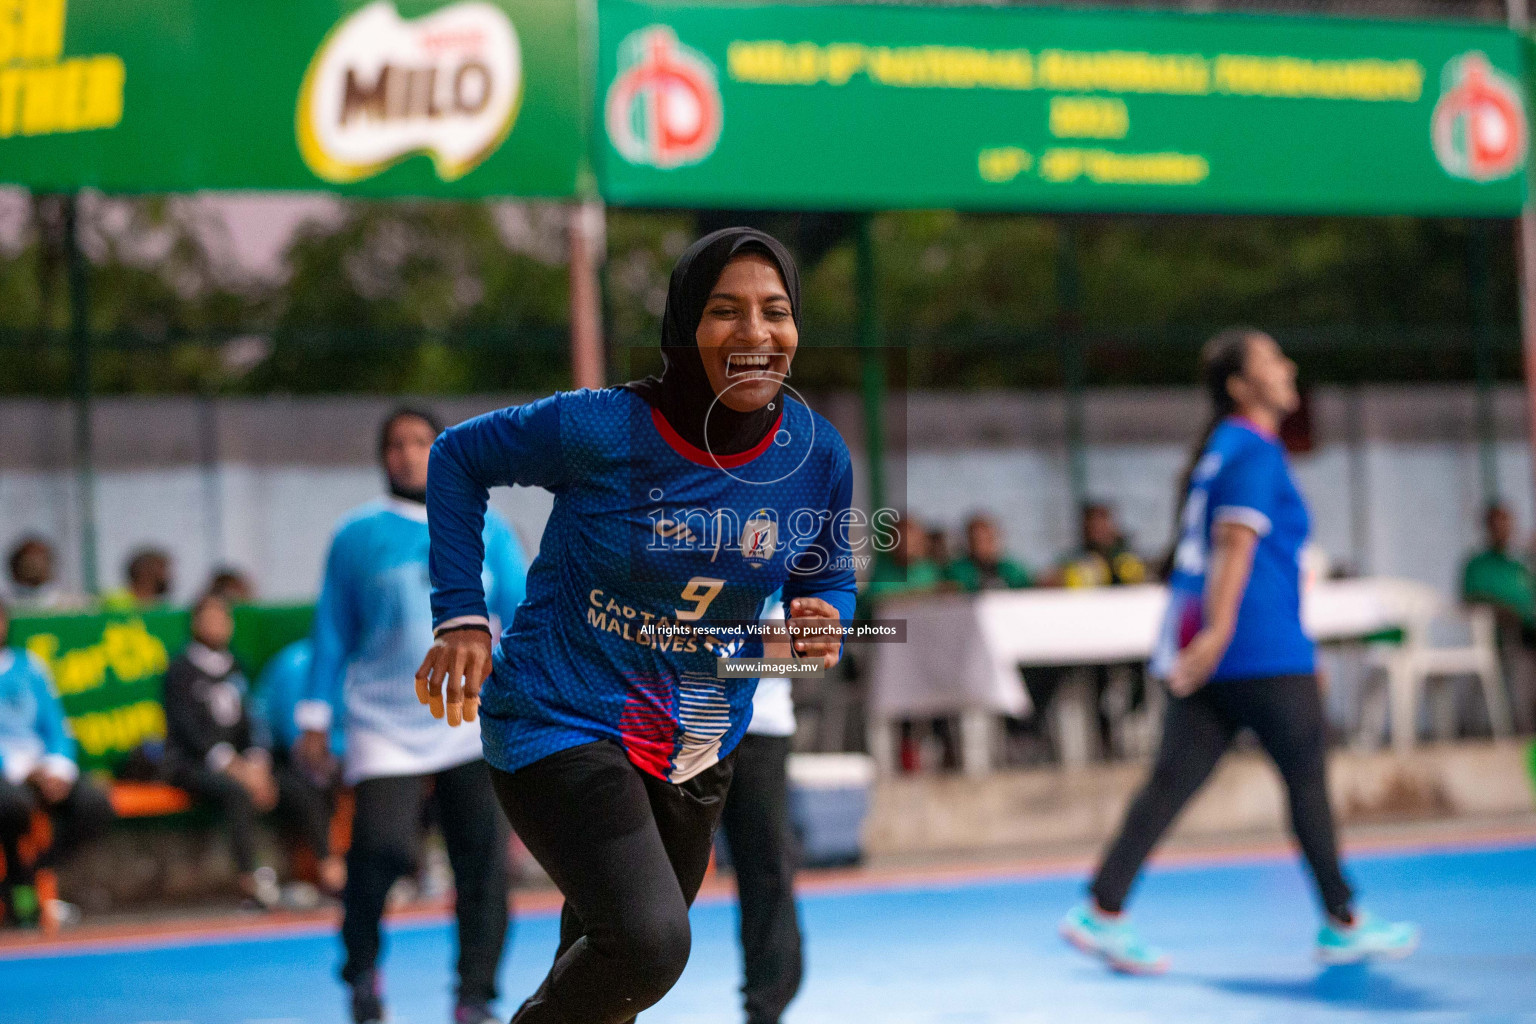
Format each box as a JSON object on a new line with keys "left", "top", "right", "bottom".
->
{"left": 869, "top": 578, "right": 1440, "bottom": 719}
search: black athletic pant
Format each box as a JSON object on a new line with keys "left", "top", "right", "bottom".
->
{"left": 1091, "top": 673, "right": 1355, "bottom": 921}
{"left": 170, "top": 762, "right": 334, "bottom": 874}
{"left": 270, "top": 750, "right": 338, "bottom": 864}
{"left": 341, "top": 759, "right": 511, "bottom": 1007}
{"left": 719, "top": 735, "right": 803, "bottom": 1024}
{"left": 490, "top": 741, "right": 736, "bottom": 1024}
{"left": 0, "top": 776, "right": 114, "bottom": 880}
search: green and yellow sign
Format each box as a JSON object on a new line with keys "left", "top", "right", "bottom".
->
{"left": 0, "top": 0, "right": 584, "bottom": 197}
{"left": 595, "top": 1, "right": 1529, "bottom": 216}
{"left": 8, "top": 604, "right": 314, "bottom": 773}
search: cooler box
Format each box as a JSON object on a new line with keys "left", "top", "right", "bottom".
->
{"left": 788, "top": 753, "right": 875, "bottom": 867}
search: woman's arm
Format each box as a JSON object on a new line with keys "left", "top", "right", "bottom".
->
{"left": 1169, "top": 520, "right": 1259, "bottom": 696}
{"left": 28, "top": 657, "right": 79, "bottom": 784}
{"left": 419, "top": 396, "right": 566, "bottom": 726}
{"left": 295, "top": 529, "right": 357, "bottom": 765}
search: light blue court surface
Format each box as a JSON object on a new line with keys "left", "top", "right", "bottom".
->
{"left": 6, "top": 842, "right": 1535, "bottom": 1024}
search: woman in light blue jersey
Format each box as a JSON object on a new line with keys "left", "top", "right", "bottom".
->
{"left": 297, "top": 408, "right": 526, "bottom": 1024}
{"left": 416, "top": 228, "right": 856, "bottom": 1024}
{"left": 1060, "top": 330, "right": 1418, "bottom": 973}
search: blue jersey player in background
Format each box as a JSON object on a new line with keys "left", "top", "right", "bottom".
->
{"left": 416, "top": 229, "right": 857, "bottom": 1024}
{"left": 295, "top": 408, "right": 527, "bottom": 1024}
{"left": 1061, "top": 330, "right": 1418, "bottom": 974}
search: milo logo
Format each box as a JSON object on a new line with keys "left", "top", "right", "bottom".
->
{"left": 1431, "top": 51, "right": 1527, "bottom": 183}
{"left": 605, "top": 25, "right": 722, "bottom": 170}
{"left": 296, "top": 0, "right": 522, "bottom": 183}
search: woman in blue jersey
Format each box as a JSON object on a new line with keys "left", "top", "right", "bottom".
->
{"left": 416, "top": 228, "right": 856, "bottom": 1024}
{"left": 297, "top": 408, "right": 527, "bottom": 1024}
{"left": 1060, "top": 329, "right": 1418, "bottom": 973}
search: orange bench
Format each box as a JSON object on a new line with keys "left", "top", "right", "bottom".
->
{"left": 106, "top": 781, "right": 194, "bottom": 818}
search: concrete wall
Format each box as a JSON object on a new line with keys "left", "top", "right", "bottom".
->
{"left": 1, "top": 385, "right": 1531, "bottom": 603}
{"left": 864, "top": 740, "right": 1536, "bottom": 858}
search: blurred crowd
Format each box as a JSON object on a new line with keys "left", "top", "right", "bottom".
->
{"left": 6, "top": 535, "right": 255, "bottom": 615}
{"left": 868, "top": 502, "right": 1147, "bottom": 600}
{"left": 1461, "top": 501, "right": 1536, "bottom": 736}
{"left": 863, "top": 503, "right": 1151, "bottom": 772}
{"left": 1, "top": 542, "right": 336, "bottom": 929}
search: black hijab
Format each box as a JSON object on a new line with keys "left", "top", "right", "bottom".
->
{"left": 624, "top": 227, "right": 801, "bottom": 456}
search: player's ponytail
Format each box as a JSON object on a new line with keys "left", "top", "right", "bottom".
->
{"left": 1161, "top": 329, "right": 1256, "bottom": 579}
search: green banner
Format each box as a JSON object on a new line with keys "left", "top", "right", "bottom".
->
{"left": 0, "top": 0, "right": 585, "bottom": 197}
{"left": 595, "top": 2, "right": 1529, "bottom": 216}
{"left": 8, "top": 604, "right": 314, "bottom": 772}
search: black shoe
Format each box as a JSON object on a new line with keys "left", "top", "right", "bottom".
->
{"left": 351, "top": 972, "right": 385, "bottom": 1024}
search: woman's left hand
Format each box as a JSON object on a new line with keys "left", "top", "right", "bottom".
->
{"left": 415, "top": 628, "right": 494, "bottom": 727}
{"left": 1169, "top": 627, "right": 1228, "bottom": 697}
{"left": 788, "top": 597, "right": 844, "bottom": 669}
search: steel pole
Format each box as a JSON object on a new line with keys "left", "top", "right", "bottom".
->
{"left": 64, "top": 193, "right": 99, "bottom": 596}
{"left": 1056, "top": 219, "right": 1088, "bottom": 513}
{"left": 1509, "top": 2, "right": 1536, "bottom": 510}
{"left": 1470, "top": 221, "right": 1500, "bottom": 505}
{"left": 856, "top": 214, "right": 886, "bottom": 521}
{"left": 568, "top": 200, "right": 605, "bottom": 390}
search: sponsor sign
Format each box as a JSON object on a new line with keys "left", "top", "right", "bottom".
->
{"left": 0, "top": 0, "right": 582, "bottom": 197}
{"left": 596, "top": 1, "right": 1529, "bottom": 216}
{"left": 297, "top": 1, "right": 524, "bottom": 183}
{"left": 8, "top": 604, "right": 312, "bottom": 773}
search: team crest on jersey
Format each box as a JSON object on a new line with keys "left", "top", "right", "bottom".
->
{"left": 741, "top": 511, "right": 777, "bottom": 568}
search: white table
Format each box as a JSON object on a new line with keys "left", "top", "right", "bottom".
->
{"left": 867, "top": 578, "right": 1448, "bottom": 774}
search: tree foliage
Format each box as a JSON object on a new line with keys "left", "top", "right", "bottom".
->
{"left": 0, "top": 192, "right": 1519, "bottom": 395}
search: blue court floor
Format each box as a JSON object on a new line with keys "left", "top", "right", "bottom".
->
{"left": 5, "top": 840, "right": 1534, "bottom": 1024}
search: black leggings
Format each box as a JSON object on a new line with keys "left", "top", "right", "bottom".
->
{"left": 169, "top": 762, "right": 333, "bottom": 875}
{"left": 1091, "top": 673, "right": 1354, "bottom": 921}
{"left": 342, "top": 759, "right": 511, "bottom": 1007}
{"left": 719, "top": 735, "right": 803, "bottom": 1024}
{"left": 0, "top": 776, "right": 114, "bottom": 880}
{"left": 490, "top": 741, "right": 735, "bottom": 1024}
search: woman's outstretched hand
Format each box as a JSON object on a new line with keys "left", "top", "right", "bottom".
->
{"left": 415, "top": 628, "right": 493, "bottom": 727}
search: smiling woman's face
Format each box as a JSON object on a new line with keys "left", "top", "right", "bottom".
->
{"left": 695, "top": 252, "right": 798, "bottom": 413}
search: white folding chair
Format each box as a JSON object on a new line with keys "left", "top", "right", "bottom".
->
{"left": 1367, "top": 600, "right": 1513, "bottom": 751}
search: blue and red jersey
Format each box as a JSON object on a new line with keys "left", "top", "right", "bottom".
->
{"left": 428, "top": 387, "right": 857, "bottom": 782}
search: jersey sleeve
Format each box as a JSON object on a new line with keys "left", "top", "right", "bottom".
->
{"left": 484, "top": 513, "right": 529, "bottom": 631}
{"left": 429, "top": 395, "right": 566, "bottom": 633}
{"left": 1207, "top": 439, "right": 1277, "bottom": 537}
{"left": 298, "top": 526, "right": 359, "bottom": 735}
{"left": 781, "top": 460, "right": 859, "bottom": 628}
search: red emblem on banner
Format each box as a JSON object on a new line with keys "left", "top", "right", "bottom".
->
{"left": 1432, "top": 51, "right": 1527, "bottom": 183}
{"left": 606, "top": 26, "right": 722, "bottom": 170}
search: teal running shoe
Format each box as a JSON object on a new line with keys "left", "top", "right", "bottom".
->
{"left": 1316, "top": 911, "right": 1420, "bottom": 964}
{"left": 1059, "top": 901, "right": 1170, "bottom": 975}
